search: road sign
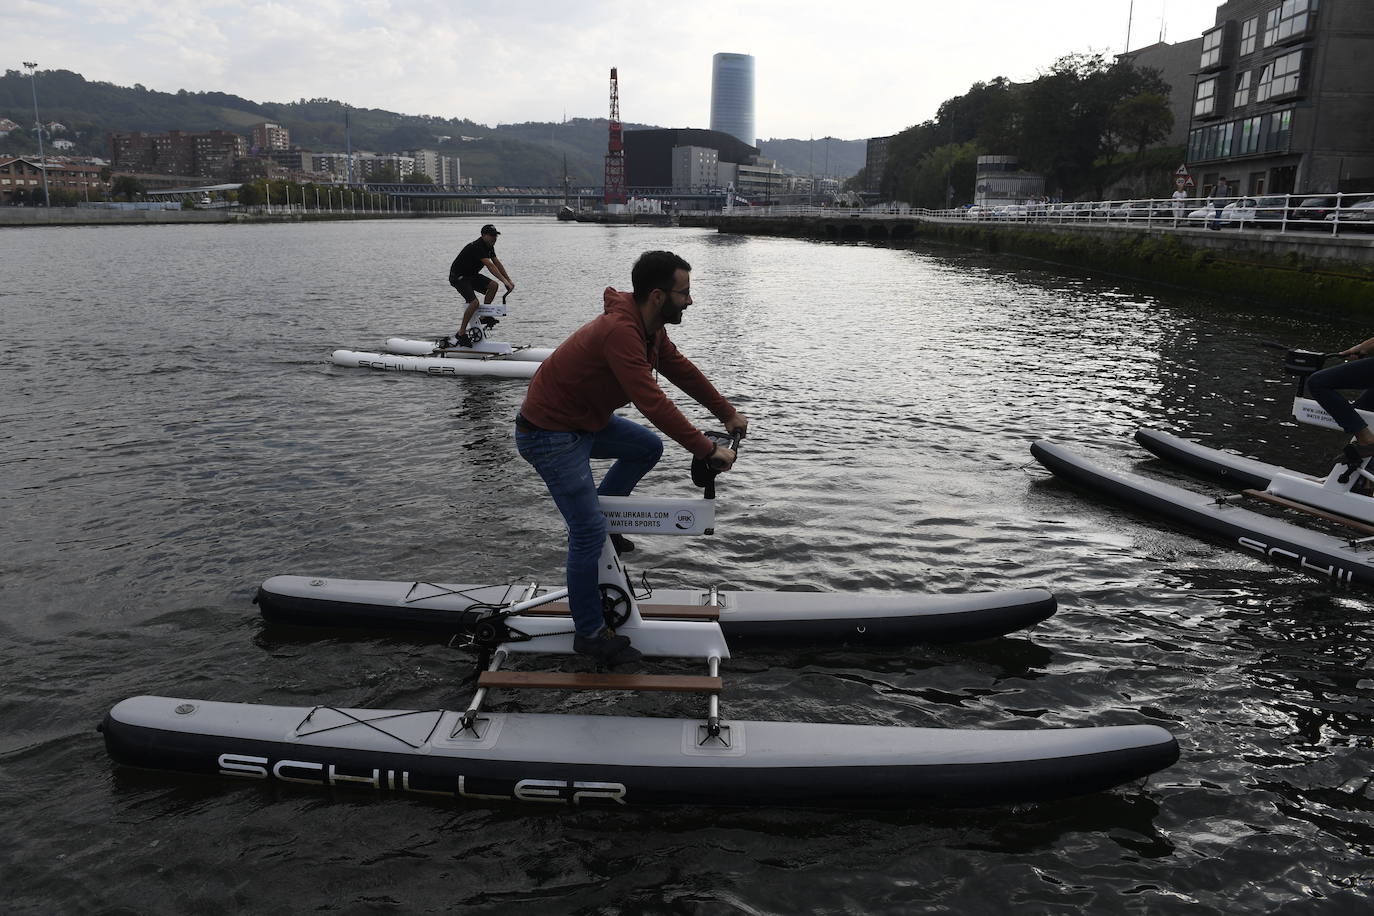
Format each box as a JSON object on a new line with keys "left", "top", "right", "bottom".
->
{"left": 1175, "top": 163, "right": 1191, "bottom": 177}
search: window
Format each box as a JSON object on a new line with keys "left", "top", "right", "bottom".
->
{"left": 1194, "top": 78, "right": 1218, "bottom": 117}
{"left": 1200, "top": 28, "right": 1224, "bottom": 68}
{"left": 1264, "top": 0, "right": 1318, "bottom": 48}
{"left": 1240, "top": 17, "right": 1258, "bottom": 55}
{"left": 1257, "top": 50, "right": 1303, "bottom": 101}
{"left": 1234, "top": 71, "right": 1253, "bottom": 109}
{"left": 1186, "top": 109, "right": 1293, "bottom": 162}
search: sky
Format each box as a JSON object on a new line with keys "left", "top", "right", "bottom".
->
{"left": 15, "top": 0, "right": 1223, "bottom": 140}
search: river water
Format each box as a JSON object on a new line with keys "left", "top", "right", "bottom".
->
{"left": 3, "top": 217, "right": 1372, "bottom": 913}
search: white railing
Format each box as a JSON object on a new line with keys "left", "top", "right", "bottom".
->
{"left": 722, "top": 192, "right": 1374, "bottom": 237}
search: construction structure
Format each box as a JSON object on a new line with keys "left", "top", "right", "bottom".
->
{"left": 604, "top": 67, "right": 627, "bottom": 209}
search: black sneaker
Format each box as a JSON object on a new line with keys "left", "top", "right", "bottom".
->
{"left": 455, "top": 330, "right": 475, "bottom": 348}
{"left": 610, "top": 533, "right": 635, "bottom": 555}
{"left": 573, "top": 629, "right": 643, "bottom": 670}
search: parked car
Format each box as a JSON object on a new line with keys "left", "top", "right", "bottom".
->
{"left": 1289, "top": 195, "right": 1340, "bottom": 227}
{"left": 1325, "top": 199, "right": 1374, "bottom": 230}
{"left": 1251, "top": 195, "right": 1292, "bottom": 224}
{"left": 1185, "top": 198, "right": 1258, "bottom": 225}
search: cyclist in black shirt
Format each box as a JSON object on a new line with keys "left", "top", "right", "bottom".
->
{"left": 444, "top": 224, "right": 515, "bottom": 347}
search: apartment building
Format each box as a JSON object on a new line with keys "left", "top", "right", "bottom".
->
{"left": 1184, "top": 0, "right": 1374, "bottom": 195}
{"left": 251, "top": 122, "right": 290, "bottom": 152}
{"left": 109, "top": 130, "right": 249, "bottom": 179}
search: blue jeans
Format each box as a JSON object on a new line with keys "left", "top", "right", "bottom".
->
{"left": 515, "top": 415, "right": 663, "bottom": 637}
{"left": 1308, "top": 358, "right": 1374, "bottom": 435}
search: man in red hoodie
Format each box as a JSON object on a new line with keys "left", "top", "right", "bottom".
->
{"left": 515, "top": 250, "right": 748, "bottom": 668}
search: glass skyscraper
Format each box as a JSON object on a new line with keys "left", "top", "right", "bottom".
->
{"left": 710, "top": 53, "right": 756, "bottom": 146}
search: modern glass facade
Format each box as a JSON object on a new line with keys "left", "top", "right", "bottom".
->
{"left": 710, "top": 53, "right": 756, "bottom": 146}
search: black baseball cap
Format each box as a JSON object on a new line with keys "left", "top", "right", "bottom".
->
{"left": 481, "top": 224, "right": 500, "bottom": 236}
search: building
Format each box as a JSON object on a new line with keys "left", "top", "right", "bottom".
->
{"left": 973, "top": 156, "right": 1045, "bottom": 206}
{"left": 0, "top": 156, "right": 107, "bottom": 203}
{"left": 864, "top": 135, "right": 893, "bottom": 194}
{"left": 710, "top": 53, "right": 756, "bottom": 146}
{"left": 624, "top": 128, "right": 758, "bottom": 189}
{"left": 1183, "top": 0, "right": 1374, "bottom": 195}
{"left": 671, "top": 145, "right": 720, "bottom": 190}
{"left": 1118, "top": 37, "right": 1207, "bottom": 147}
{"left": 109, "top": 130, "right": 248, "bottom": 180}
{"left": 405, "top": 149, "right": 463, "bottom": 186}
{"left": 251, "top": 122, "right": 290, "bottom": 153}
{"left": 733, "top": 159, "right": 787, "bottom": 204}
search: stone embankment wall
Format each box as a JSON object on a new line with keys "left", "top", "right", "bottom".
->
{"left": 0, "top": 209, "right": 415, "bottom": 227}
{"left": 688, "top": 215, "right": 1374, "bottom": 314}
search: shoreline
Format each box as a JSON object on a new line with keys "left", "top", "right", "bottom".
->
{"left": 0, "top": 208, "right": 482, "bottom": 228}
{"left": 685, "top": 213, "right": 1374, "bottom": 314}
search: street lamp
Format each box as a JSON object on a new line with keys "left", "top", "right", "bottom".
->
{"left": 22, "top": 62, "right": 51, "bottom": 207}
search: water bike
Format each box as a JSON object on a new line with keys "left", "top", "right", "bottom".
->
{"left": 256, "top": 434, "right": 1057, "bottom": 645}
{"left": 1033, "top": 345, "right": 1374, "bottom": 586}
{"left": 331, "top": 299, "right": 553, "bottom": 378}
{"left": 101, "top": 435, "right": 1179, "bottom": 807}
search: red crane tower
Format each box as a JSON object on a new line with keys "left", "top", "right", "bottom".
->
{"left": 604, "top": 67, "right": 626, "bottom": 207}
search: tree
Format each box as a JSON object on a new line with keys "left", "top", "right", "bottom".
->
{"left": 1109, "top": 92, "right": 1174, "bottom": 160}
{"left": 110, "top": 175, "right": 144, "bottom": 200}
{"left": 404, "top": 172, "right": 434, "bottom": 185}
{"left": 238, "top": 181, "right": 264, "bottom": 206}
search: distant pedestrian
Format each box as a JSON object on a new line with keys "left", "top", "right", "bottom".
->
{"left": 1216, "top": 176, "right": 1230, "bottom": 199}
{"left": 1171, "top": 187, "right": 1188, "bottom": 224}
{"left": 1206, "top": 198, "right": 1223, "bottom": 230}
{"left": 442, "top": 224, "right": 515, "bottom": 348}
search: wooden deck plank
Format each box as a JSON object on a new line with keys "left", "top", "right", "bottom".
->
{"left": 1243, "top": 488, "right": 1374, "bottom": 535}
{"left": 478, "top": 671, "right": 722, "bottom": 693}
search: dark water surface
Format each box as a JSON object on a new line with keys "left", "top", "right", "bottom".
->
{"left": 3, "top": 218, "right": 1372, "bottom": 913}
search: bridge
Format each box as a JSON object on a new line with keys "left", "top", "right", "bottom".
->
{"left": 360, "top": 184, "right": 736, "bottom": 203}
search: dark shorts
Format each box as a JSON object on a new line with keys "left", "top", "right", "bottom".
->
{"left": 450, "top": 274, "right": 493, "bottom": 303}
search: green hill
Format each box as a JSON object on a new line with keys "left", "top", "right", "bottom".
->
{"left": 0, "top": 68, "right": 863, "bottom": 184}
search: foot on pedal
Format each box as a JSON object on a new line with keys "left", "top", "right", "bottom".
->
{"left": 573, "top": 628, "right": 643, "bottom": 671}
{"left": 610, "top": 533, "right": 635, "bottom": 555}
{"left": 1342, "top": 441, "right": 1374, "bottom": 465}
{"left": 454, "top": 330, "right": 475, "bottom": 348}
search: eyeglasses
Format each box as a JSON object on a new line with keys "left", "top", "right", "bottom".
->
{"left": 660, "top": 286, "right": 691, "bottom": 298}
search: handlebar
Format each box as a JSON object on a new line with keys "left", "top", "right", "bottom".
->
{"left": 691, "top": 430, "right": 744, "bottom": 498}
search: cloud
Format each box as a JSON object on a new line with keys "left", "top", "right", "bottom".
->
{"left": 22, "top": 0, "right": 1221, "bottom": 139}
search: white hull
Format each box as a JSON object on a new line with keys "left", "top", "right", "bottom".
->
{"left": 331, "top": 349, "right": 540, "bottom": 378}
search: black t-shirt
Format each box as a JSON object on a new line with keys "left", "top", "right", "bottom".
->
{"left": 450, "top": 238, "right": 495, "bottom": 280}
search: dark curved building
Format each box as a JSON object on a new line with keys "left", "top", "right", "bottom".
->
{"left": 624, "top": 128, "right": 759, "bottom": 188}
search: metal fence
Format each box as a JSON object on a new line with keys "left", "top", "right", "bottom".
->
{"left": 728, "top": 191, "right": 1374, "bottom": 237}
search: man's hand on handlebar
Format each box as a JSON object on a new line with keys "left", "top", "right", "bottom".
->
{"left": 724, "top": 412, "right": 748, "bottom": 440}
{"left": 708, "top": 446, "right": 737, "bottom": 471}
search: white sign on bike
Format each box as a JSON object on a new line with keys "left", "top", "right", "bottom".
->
{"left": 598, "top": 496, "right": 716, "bottom": 535}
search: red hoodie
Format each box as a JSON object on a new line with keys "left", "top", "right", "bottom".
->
{"left": 519, "top": 288, "right": 736, "bottom": 457}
